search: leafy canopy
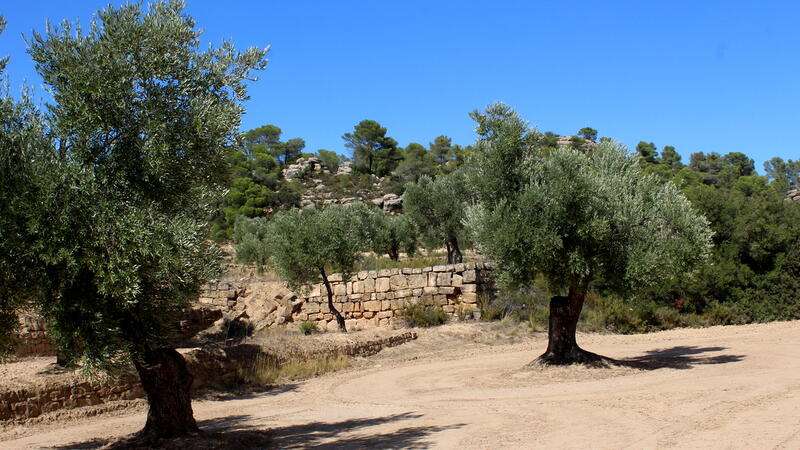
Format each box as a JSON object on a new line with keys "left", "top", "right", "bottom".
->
{"left": 12, "top": 1, "right": 267, "bottom": 370}
{"left": 240, "top": 206, "right": 367, "bottom": 291}
{"left": 467, "top": 103, "right": 713, "bottom": 295}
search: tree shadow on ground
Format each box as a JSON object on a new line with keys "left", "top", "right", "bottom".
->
{"left": 54, "top": 411, "right": 463, "bottom": 449}
{"left": 193, "top": 383, "right": 299, "bottom": 402}
{"left": 259, "top": 411, "right": 464, "bottom": 449}
{"left": 616, "top": 346, "right": 745, "bottom": 370}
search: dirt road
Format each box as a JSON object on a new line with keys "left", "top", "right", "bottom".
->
{"left": 3, "top": 321, "right": 800, "bottom": 449}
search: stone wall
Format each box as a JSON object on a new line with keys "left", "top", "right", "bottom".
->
{"left": 13, "top": 314, "right": 56, "bottom": 358}
{"left": 0, "top": 375, "right": 143, "bottom": 421}
{"left": 289, "top": 262, "right": 494, "bottom": 331}
{"left": 198, "top": 262, "right": 495, "bottom": 332}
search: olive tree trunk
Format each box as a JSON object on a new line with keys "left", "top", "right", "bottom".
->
{"left": 534, "top": 279, "right": 602, "bottom": 365}
{"left": 449, "top": 238, "right": 463, "bottom": 264}
{"left": 320, "top": 267, "right": 347, "bottom": 332}
{"left": 133, "top": 347, "right": 198, "bottom": 437}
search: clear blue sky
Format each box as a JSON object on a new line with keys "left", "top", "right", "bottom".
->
{"left": 2, "top": 0, "right": 798, "bottom": 172}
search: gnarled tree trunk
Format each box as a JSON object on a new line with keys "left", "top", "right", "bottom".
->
{"left": 449, "top": 238, "right": 463, "bottom": 264}
{"left": 534, "top": 279, "right": 603, "bottom": 365}
{"left": 320, "top": 267, "right": 347, "bottom": 332}
{"left": 133, "top": 347, "right": 198, "bottom": 437}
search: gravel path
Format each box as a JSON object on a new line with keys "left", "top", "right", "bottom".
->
{"left": 2, "top": 320, "right": 799, "bottom": 449}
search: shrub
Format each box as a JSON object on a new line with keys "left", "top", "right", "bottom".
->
{"left": 298, "top": 321, "right": 318, "bottom": 335}
{"left": 400, "top": 303, "right": 448, "bottom": 327}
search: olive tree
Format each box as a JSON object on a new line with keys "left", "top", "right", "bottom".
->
{"left": 15, "top": 2, "right": 267, "bottom": 437}
{"left": 239, "top": 205, "right": 366, "bottom": 332}
{"left": 467, "top": 103, "right": 713, "bottom": 365}
{"left": 0, "top": 16, "right": 55, "bottom": 355}
{"left": 403, "top": 174, "right": 469, "bottom": 264}
{"left": 364, "top": 209, "right": 418, "bottom": 261}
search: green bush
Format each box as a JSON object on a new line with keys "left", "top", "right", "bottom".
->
{"left": 400, "top": 303, "right": 448, "bottom": 327}
{"left": 298, "top": 321, "right": 318, "bottom": 335}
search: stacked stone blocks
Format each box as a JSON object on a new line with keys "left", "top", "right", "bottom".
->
{"left": 291, "top": 262, "right": 494, "bottom": 331}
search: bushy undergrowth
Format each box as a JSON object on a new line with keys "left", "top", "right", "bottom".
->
{"left": 400, "top": 302, "right": 448, "bottom": 327}
{"left": 479, "top": 286, "right": 778, "bottom": 334}
{"left": 298, "top": 321, "right": 318, "bottom": 335}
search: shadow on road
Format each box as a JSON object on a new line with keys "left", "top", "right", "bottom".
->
{"left": 618, "top": 345, "right": 745, "bottom": 370}
{"left": 54, "top": 411, "right": 463, "bottom": 449}
{"left": 260, "top": 411, "right": 464, "bottom": 449}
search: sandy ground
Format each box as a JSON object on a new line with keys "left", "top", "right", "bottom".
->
{"left": 2, "top": 320, "right": 800, "bottom": 449}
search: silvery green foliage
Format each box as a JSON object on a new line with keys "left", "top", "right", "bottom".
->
{"left": 4, "top": 2, "right": 267, "bottom": 372}
{"left": 362, "top": 207, "right": 418, "bottom": 259}
{"left": 468, "top": 103, "right": 713, "bottom": 295}
{"left": 254, "top": 205, "right": 366, "bottom": 293}
{"left": 233, "top": 216, "right": 271, "bottom": 267}
{"left": 403, "top": 173, "right": 470, "bottom": 251}
{"left": 0, "top": 79, "right": 52, "bottom": 356}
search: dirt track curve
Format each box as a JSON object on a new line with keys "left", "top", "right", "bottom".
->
{"left": 3, "top": 320, "right": 800, "bottom": 449}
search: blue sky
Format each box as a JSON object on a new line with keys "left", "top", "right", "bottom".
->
{"left": 2, "top": 0, "right": 798, "bottom": 172}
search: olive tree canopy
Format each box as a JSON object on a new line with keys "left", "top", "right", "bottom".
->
{"left": 467, "top": 103, "right": 713, "bottom": 365}
{"left": 237, "top": 205, "right": 367, "bottom": 331}
{"left": 5, "top": 1, "right": 268, "bottom": 437}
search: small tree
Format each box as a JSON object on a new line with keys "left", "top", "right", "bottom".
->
{"left": 365, "top": 209, "right": 419, "bottom": 261}
{"left": 467, "top": 103, "right": 713, "bottom": 365}
{"left": 239, "top": 205, "right": 366, "bottom": 331}
{"left": 403, "top": 174, "right": 469, "bottom": 264}
{"left": 18, "top": 2, "right": 267, "bottom": 436}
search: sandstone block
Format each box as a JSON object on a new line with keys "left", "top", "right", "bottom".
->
{"left": 334, "top": 284, "right": 347, "bottom": 295}
{"left": 390, "top": 275, "right": 408, "bottom": 290}
{"left": 364, "top": 300, "right": 381, "bottom": 312}
{"left": 377, "top": 310, "right": 393, "bottom": 319}
{"left": 434, "top": 295, "right": 447, "bottom": 306}
{"left": 379, "top": 318, "right": 390, "bottom": 327}
{"left": 451, "top": 274, "right": 463, "bottom": 287}
{"left": 461, "top": 293, "right": 478, "bottom": 303}
{"left": 412, "top": 268, "right": 423, "bottom": 274}
{"left": 439, "top": 287, "right": 455, "bottom": 295}
{"left": 376, "top": 277, "right": 390, "bottom": 292}
{"left": 363, "top": 311, "right": 375, "bottom": 319}
{"left": 357, "top": 271, "right": 370, "bottom": 280}
{"left": 443, "top": 305, "right": 455, "bottom": 313}
{"left": 422, "top": 266, "right": 432, "bottom": 272}
{"left": 454, "top": 263, "right": 466, "bottom": 272}
{"left": 462, "top": 270, "right": 476, "bottom": 283}
{"left": 381, "top": 300, "right": 391, "bottom": 310}
{"left": 412, "top": 288, "right": 423, "bottom": 296}
{"left": 407, "top": 274, "right": 427, "bottom": 289}
{"left": 423, "top": 286, "right": 438, "bottom": 295}
{"left": 402, "top": 268, "right": 413, "bottom": 274}
{"left": 461, "top": 284, "right": 477, "bottom": 293}
{"left": 436, "top": 272, "right": 452, "bottom": 286}
{"left": 328, "top": 273, "right": 343, "bottom": 282}
{"left": 427, "top": 273, "right": 438, "bottom": 287}
{"left": 363, "top": 278, "right": 375, "bottom": 292}
{"left": 352, "top": 281, "right": 363, "bottom": 293}
{"left": 378, "top": 269, "right": 393, "bottom": 277}
{"left": 433, "top": 265, "right": 449, "bottom": 272}
{"left": 326, "top": 320, "right": 340, "bottom": 332}
{"left": 304, "top": 302, "right": 320, "bottom": 314}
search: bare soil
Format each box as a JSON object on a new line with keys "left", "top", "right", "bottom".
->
{"left": 2, "top": 320, "right": 800, "bottom": 449}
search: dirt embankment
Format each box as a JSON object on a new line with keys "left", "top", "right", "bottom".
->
{"left": 2, "top": 320, "right": 800, "bottom": 449}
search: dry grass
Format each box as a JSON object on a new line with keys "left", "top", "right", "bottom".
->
{"left": 238, "top": 353, "right": 351, "bottom": 386}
